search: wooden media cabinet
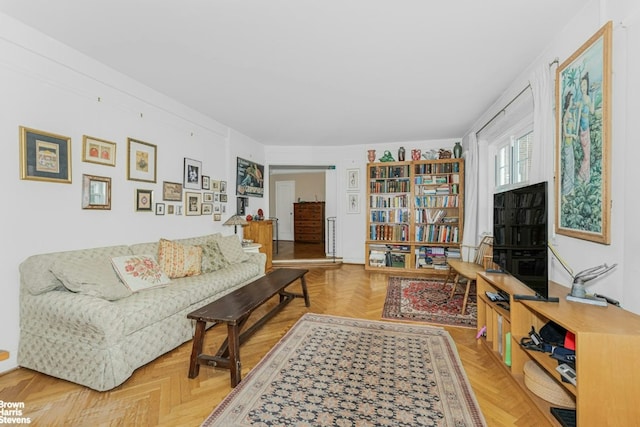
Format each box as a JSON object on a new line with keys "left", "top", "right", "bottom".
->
{"left": 476, "top": 272, "right": 640, "bottom": 426}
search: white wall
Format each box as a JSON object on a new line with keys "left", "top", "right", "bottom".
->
{"left": 0, "top": 13, "right": 263, "bottom": 373}
{"left": 465, "top": 0, "right": 640, "bottom": 313}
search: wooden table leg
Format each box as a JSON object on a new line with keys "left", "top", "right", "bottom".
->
{"left": 188, "top": 320, "right": 206, "bottom": 378}
{"left": 300, "top": 275, "right": 310, "bottom": 307}
{"left": 227, "top": 322, "right": 242, "bottom": 387}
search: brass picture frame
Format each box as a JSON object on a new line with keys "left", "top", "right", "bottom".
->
{"left": 82, "top": 135, "right": 116, "bottom": 166}
{"left": 185, "top": 191, "right": 202, "bottom": 216}
{"left": 19, "top": 126, "right": 72, "bottom": 183}
{"left": 81, "top": 174, "right": 111, "bottom": 210}
{"left": 135, "top": 189, "right": 153, "bottom": 212}
{"left": 127, "top": 138, "right": 157, "bottom": 183}
{"left": 555, "top": 21, "right": 612, "bottom": 244}
{"left": 163, "top": 181, "right": 183, "bottom": 201}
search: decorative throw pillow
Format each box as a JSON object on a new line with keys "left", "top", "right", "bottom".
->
{"left": 214, "top": 234, "right": 249, "bottom": 264}
{"left": 111, "top": 255, "right": 171, "bottom": 292}
{"left": 200, "top": 240, "right": 230, "bottom": 273}
{"left": 51, "top": 258, "right": 132, "bottom": 301}
{"left": 157, "top": 238, "right": 203, "bottom": 278}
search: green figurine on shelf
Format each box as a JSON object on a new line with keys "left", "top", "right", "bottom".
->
{"left": 379, "top": 150, "right": 395, "bottom": 162}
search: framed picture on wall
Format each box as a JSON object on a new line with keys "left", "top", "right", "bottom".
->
{"left": 19, "top": 126, "right": 72, "bottom": 183}
{"left": 347, "top": 168, "right": 359, "bottom": 191}
{"left": 236, "top": 157, "right": 264, "bottom": 197}
{"left": 183, "top": 158, "right": 202, "bottom": 190}
{"left": 163, "top": 181, "right": 183, "bottom": 201}
{"left": 82, "top": 174, "right": 111, "bottom": 210}
{"left": 555, "top": 21, "right": 612, "bottom": 244}
{"left": 185, "top": 191, "right": 202, "bottom": 216}
{"left": 347, "top": 193, "right": 360, "bottom": 214}
{"left": 135, "top": 189, "right": 153, "bottom": 212}
{"left": 127, "top": 138, "right": 157, "bottom": 183}
{"left": 82, "top": 135, "right": 116, "bottom": 166}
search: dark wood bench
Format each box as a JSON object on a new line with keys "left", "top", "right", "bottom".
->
{"left": 187, "top": 268, "right": 310, "bottom": 386}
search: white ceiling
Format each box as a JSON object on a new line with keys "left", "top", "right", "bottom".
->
{"left": 0, "top": 1, "right": 587, "bottom": 146}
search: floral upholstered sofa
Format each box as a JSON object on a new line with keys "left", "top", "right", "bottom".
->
{"left": 18, "top": 233, "right": 265, "bottom": 391}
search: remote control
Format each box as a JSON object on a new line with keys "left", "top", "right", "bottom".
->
{"left": 556, "top": 363, "right": 577, "bottom": 386}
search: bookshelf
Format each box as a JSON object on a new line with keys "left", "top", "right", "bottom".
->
{"left": 365, "top": 158, "right": 464, "bottom": 274}
{"left": 477, "top": 272, "right": 640, "bottom": 426}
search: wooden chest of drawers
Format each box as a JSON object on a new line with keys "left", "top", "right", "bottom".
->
{"left": 294, "top": 202, "right": 325, "bottom": 243}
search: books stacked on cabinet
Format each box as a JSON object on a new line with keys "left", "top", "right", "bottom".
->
{"left": 415, "top": 246, "right": 448, "bottom": 270}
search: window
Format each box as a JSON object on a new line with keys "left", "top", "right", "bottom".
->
{"left": 495, "top": 130, "right": 533, "bottom": 190}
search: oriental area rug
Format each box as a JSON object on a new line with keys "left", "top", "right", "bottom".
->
{"left": 201, "top": 313, "right": 486, "bottom": 427}
{"left": 382, "top": 276, "right": 477, "bottom": 328}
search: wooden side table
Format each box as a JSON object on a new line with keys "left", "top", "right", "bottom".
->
{"left": 242, "top": 220, "right": 273, "bottom": 270}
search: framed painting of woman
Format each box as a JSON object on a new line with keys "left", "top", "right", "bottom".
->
{"left": 555, "top": 21, "right": 612, "bottom": 244}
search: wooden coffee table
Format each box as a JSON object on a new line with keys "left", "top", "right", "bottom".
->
{"left": 187, "top": 268, "right": 310, "bottom": 386}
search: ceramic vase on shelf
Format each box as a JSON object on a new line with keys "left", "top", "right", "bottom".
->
{"left": 453, "top": 142, "right": 462, "bottom": 158}
{"left": 411, "top": 149, "right": 421, "bottom": 161}
{"left": 367, "top": 149, "right": 376, "bottom": 163}
{"left": 398, "top": 146, "right": 405, "bottom": 161}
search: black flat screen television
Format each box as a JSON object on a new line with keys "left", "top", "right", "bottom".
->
{"left": 493, "top": 182, "right": 550, "bottom": 300}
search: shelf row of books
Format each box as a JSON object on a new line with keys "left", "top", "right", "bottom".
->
{"left": 414, "top": 208, "right": 446, "bottom": 224}
{"left": 414, "top": 174, "right": 460, "bottom": 185}
{"left": 415, "top": 184, "right": 459, "bottom": 196}
{"left": 368, "top": 244, "right": 410, "bottom": 268}
{"left": 414, "top": 162, "right": 460, "bottom": 175}
{"left": 414, "top": 195, "right": 459, "bottom": 208}
{"left": 369, "top": 165, "right": 410, "bottom": 179}
{"left": 369, "top": 179, "right": 410, "bottom": 193}
{"left": 369, "top": 224, "right": 410, "bottom": 241}
{"left": 369, "top": 208, "right": 410, "bottom": 223}
{"left": 415, "top": 224, "right": 460, "bottom": 243}
{"left": 414, "top": 246, "right": 461, "bottom": 269}
{"left": 369, "top": 194, "right": 409, "bottom": 208}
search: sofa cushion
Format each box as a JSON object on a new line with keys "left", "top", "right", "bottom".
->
{"left": 200, "top": 240, "right": 230, "bottom": 273}
{"left": 213, "top": 234, "right": 249, "bottom": 264}
{"left": 170, "top": 261, "right": 261, "bottom": 305}
{"left": 50, "top": 258, "right": 132, "bottom": 301}
{"left": 111, "top": 255, "right": 171, "bottom": 292}
{"left": 157, "top": 238, "right": 202, "bottom": 278}
{"left": 20, "top": 245, "right": 133, "bottom": 295}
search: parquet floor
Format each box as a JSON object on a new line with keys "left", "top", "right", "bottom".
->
{"left": 0, "top": 263, "right": 552, "bottom": 426}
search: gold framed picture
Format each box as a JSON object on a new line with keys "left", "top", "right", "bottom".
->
{"left": 127, "top": 138, "right": 157, "bottom": 183}
{"left": 136, "top": 189, "right": 153, "bottom": 212}
{"left": 555, "top": 21, "right": 612, "bottom": 244}
{"left": 82, "top": 135, "right": 116, "bottom": 166}
{"left": 19, "top": 126, "right": 71, "bottom": 183}
{"left": 82, "top": 174, "right": 111, "bottom": 210}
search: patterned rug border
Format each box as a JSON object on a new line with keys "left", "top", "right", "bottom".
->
{"left": 202, "top": 313, "right": 486, "bottom": 426}
{"left": 382, "top": 276, "right": 477, "bottom": 329}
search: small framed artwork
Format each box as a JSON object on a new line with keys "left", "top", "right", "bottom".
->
{"left": 175, "top": 205, "right": 183, "bottom": 216}
{"left": 220, "top": 181, "right": 227, "bottom": 193}
{"left": 214, "top": 193, "right": 220, "bottom": 203}
{"left": 155, "top": 203, "right": 165, "bottom": 215}
{"left": 203, "top": 192, "right": 214, "bottom": 202}
{"left": 220, "top": 193, "right": 228, "bottom": 203}
{"left": 127, "top": 138, "right": 157, "bottom": 183}
{"left": 211, "top": 180, "right": 221, "bottom": 192}
{"left": 213, "top": 213, "right": 221, "bottom": 221}
{"left": 347, "top": 168, "right": 360, "bottom": 191}
{"left": 202, "top": 175, "right": 210, "bottom": 190}
{"left": 163, "top": 181, "right": 183, "bottom": 201}
{"left": 82, "top": 135, "right": 116, "bottom": 166}
{"left": 185, "top": 191, "right": 202, "bottom": 216}
{"left": 214, "top": 204, "right": 221, "bottom": 213}
{"left": 136, "top": 189, "right": 153, "bottom": 212}
{"left": 82, "top": 174, "right": 111, "bottom": 210}
{"left": 347, "top": 193, "right": 360, "bottom": 214}
{"left": 183, "top": 158, "right": 202, "bottom": 189}
{"left": 202, "top": 203, "right": 213, "bottom": 215}
{"left": 19, "top": 126, "right": 72, "bottom": 183}
{"left": 167, "top": 205, "right": 175, "bottom": 215}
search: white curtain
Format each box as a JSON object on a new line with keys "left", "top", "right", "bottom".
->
{"left": 529, "top": 63, "right": 554, "bottom": 183}
{"left": 461, "top": 132, "right": 479, "bottom": 261}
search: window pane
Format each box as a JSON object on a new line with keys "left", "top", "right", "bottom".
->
{"left": 513, "top": 131, "right": 532, "bottom": 184}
